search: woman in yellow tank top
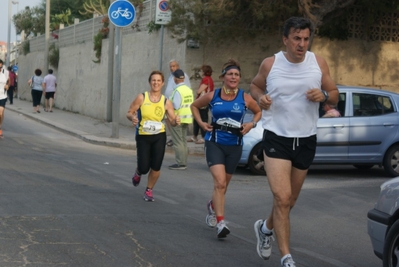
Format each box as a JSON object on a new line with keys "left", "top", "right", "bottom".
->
{"left": 126, "top": 71, "right": 180, "bottom": 202}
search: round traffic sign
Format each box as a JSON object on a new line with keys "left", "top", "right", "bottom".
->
{"left": 159, "top": 1, "right": 169, "bottom": 11}
{"left": 12, "top": 65, "right": 18, "bottom": 72}
{"left": 108, "top": 0, "right": 136, "bottom": 27}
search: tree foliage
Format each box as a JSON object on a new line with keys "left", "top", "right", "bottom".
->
{"left": 13, "top": 6, "right": 45, "bottom": 39}
{"left": 13, "top": 0, "right": 100, "bottom": 39}
{"left": 80, "top": 0, "right": 143, "bottom": 16}
{"left": 317, "top": 0, "right": 399, "bottom": 40}
{"left": 168, "top": 0, "right": 299, "bottom": 44}
{"left": 167, "top": 0, "right": 399, "bottom": 44}
{"left": 298, "top": 0, "right": 356, "bottom": 27}
{"left": 41, "top": 0, "right": 92, "bottom": 21}
{"left": 80, "top": 0, "right": 111, "bottom": 16}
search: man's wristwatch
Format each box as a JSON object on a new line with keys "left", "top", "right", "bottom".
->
{"left": 321, "top": 90, "right": 329, "bottom": 103}
{"left": 251, "top": 121, "right": 257, "bottom": 128}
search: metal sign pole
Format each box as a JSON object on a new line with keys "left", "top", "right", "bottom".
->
{"left": 158, "top": 25, "right": 164, "bottom": 71}
{"left": 155, "top": 0, "right": 172, "bottom": 71}
{"left": 107, "top": 1, "right": 115, "bottom": 122}
{"left": 111, "top": 27, "right": 122, "bottom": 138}
{"left": 108, "top": 0, "right": 136, "bottom": 139}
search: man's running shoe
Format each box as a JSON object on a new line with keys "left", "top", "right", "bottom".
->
{"left": 282, "top": 255, "right": 296, "bottom": 267}
{"left": 143, "top": 189, "right": 154, "bottom": 202}
{"left": 216, "top": 220, "right": 230, "bottom": 238}
{"left": 254, "top": 219, "right": 274, "bottom": 260}
{"left": 205, "top": 200, "right": 217, "bottom": 227}
{"left": 132, "top": 171, "right": 141, "bottom": 187}
{"left": 168, "top": 164, "right": 187, "bottom": 170}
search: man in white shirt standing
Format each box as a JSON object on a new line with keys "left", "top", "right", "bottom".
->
{"left": 164, "top": 60, "right": 191, "bottom": 146}
{"left": 42, "top": 69, "right": 57, "bottom": 112}
{"left": 0, "top": 59, "right": 10, "bottom": 138}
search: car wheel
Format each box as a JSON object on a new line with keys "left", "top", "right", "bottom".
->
{"left": 383, "top": 145, "right": 399, "bottom": 177}
{"left": 248, "top": 143, "right": 266, "bottom": 175}
{"left": 383, "top": 220, "right": 399, "bottom": 267}
{"left": 353, "top": 164, "right": 374, "bottom": 170}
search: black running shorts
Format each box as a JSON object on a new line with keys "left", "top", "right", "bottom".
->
{"left": 261, "top": 130, "right": 317, "bottom": 170}
{"left": 204, "top": 140, "right": 242, "bottom": 174}
{"left": 0, "top": 98, "right": 6, "bottom": 107}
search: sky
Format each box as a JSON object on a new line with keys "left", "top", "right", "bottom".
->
{"left": 0, "top": 0, "right": 42, "bottom": 43}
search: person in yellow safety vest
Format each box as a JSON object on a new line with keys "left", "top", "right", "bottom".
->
{"left": 169, "top": 69, "right": 194, "bottom": 170}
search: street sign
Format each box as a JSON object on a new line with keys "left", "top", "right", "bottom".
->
{"left": 108, "top": 0, "right": 136, "bottom": 27}
{"left": 155, "top": 0, "right": 172, "bottom": 25}
{"left": 12, "top": 65, "right": 18, "bottom": 72}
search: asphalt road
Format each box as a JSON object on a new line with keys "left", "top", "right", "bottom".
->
{"left": 0, "top": 111, "right": 385, "bottom": 267}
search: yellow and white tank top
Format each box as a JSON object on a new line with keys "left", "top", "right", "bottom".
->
{"left": 137, "top": 92, "right": 166, "bottom": 135}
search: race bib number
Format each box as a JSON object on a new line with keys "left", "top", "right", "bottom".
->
{"left": 216, "top": 117, "right": 241, "bottom": 129}
{"left": 142, "top": 120, "right": 163, "bottom": 134}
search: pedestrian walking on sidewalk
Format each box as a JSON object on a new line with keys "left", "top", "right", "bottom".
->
{"left": 168, "top": 69, "right": 194, "bottom": 170}
{"left": 190, "top": 59, "right": 261, "bottom": 238}
{"left": 250, "top": 17, "right": 339, "bottom": 267}
{"left": 43, "top": 69, "right": 57, "bottom": 112}
{"left": 0, "top": 60, "right": 10, "bottom": 138}
{"left": 28, "top": 69, "right": 44, "bottom": 113}
{"left": 126, "top": 70, "right": 180, "bottom": 202}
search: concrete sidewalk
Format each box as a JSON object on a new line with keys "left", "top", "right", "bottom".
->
{"left": 6, "top": 99, "right": 205, "bottom": 155}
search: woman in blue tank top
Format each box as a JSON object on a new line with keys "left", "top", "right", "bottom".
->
{"left": 191, "top": 59, "right": 261, "bottom": 238}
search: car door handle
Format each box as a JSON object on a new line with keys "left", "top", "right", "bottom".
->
{"left": 383, "top": 123, "right": 394, "bottom": 127}
{"left": 333, "top": 124, "right": 344, "bottom": 128}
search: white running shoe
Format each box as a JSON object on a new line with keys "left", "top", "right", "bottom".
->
{"left": 254, "top": 220, "right": 274, "bottom": 260}
{"left": 216, "top": 220, "right": 230, "bottom": 238}
{"left": 282, "top": 255, "right": 296, "bottom": 267}
{"left": 205, "top": 200, "right": 217, "bottom": 228}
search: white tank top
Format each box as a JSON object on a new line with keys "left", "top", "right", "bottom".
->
{"left": 261, "top": 51, "right": 322, "bottom": 137}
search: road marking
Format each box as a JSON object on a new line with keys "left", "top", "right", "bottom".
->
{"left": 293, "top": 247, "right": 354, "bottom": 267}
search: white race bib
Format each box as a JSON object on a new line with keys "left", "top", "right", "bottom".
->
{"left": 216, "top": 118, "right": 241, "bottom": 129}
{"left": 142, "top": 120, "right": 163, "bottom": 134}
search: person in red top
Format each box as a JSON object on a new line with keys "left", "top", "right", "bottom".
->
{"left": 7, "top": 67, "right": 16, "bottom": 105}
{"left": 189, "top": 65, "right": 214, "bottom": 144}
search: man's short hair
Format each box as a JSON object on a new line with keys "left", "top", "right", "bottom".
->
{"left": 282, "top": 17, "right": 314, "bottom": 38}
{"left": 169, "top": 59, "right": 178, "bottom": 65}
{"left": 48, "top": 69, "right": 53, "bottom": 74}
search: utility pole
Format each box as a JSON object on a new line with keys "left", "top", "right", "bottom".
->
{"left": 6, "top": 0, "right": 12, "bottom": 66}
{"left": 12, "top": 1, "right": 19, "bottom": 65}
{"left": 43, "top": 0, "right": 50, "bottom": 72}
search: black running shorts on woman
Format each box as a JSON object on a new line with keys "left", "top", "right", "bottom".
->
{"left": 205, "top": 140, "right": 243, "bottom": 174}
{"left": 262, "top": 130, "right": 317, "bottom": 170}
{"left": 135, "top": 132, "right": 166, "bottom": 174}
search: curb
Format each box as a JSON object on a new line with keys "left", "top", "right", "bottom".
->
{"left": 7, "top": 106, "right": 205, "bottom": 155}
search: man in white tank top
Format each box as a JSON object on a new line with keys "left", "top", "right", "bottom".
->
{"left": 250, "top": 17, "right": 339, "bottom": 267}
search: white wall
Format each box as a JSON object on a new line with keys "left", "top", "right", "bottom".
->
{"left": 17, "top": 28, "right": 188, "bottom": 125}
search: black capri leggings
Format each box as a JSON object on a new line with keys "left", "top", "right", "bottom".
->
{"left": 135, "top": 132, "right": 167, "bottom": 174}
{"left": 31, "top": 89, "right": 42, "bottom": 106}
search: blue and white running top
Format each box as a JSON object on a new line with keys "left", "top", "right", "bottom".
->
{"left": 205, "top": 88, "right": 247, "bottom": 146}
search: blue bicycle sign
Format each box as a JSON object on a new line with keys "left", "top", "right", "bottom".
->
{"left": 108, "top": 0, "right": 136, "bottom": 27}
{"left": 111, "top": 7, "right": 133, "bottom": 20}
